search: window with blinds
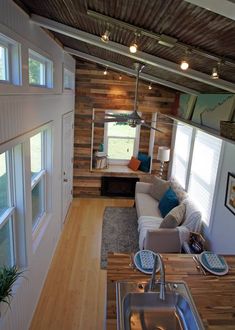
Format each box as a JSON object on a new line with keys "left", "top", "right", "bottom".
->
{"left": 171, "top": 124, "right": 193, "bottom": 189}
{"left": 188, "top": 131, "right": 222, "bottom": 225}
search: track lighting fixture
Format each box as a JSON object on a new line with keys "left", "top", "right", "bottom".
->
{"left": 129, "top": 32, "right": 140, "bottom": 54}
{"left": 180, "top": 50, "right": 190, "bottom": 70}
{"left": 180, "top": 60, "right": 189, "bottom": 70}
{"left": 103, "top": 67, "right": 108, "bottom": 75}
{"left": 211, "top": 61, "right": 221, "bottom": 79}
{"left": 119, "top": 74, "right": 122, "bottom": 80}
{"left": 148, "top": 82, "right": 152, "bottom": 90}
{"left": 101, "top": 29, "right": 110, "bottom": 43}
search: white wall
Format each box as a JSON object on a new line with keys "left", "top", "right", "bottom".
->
{"left": 0, "top": 0, "right": 75, "bottom": 329}
{"left": 208, "top": 141, "right": 235, "bottom": 253}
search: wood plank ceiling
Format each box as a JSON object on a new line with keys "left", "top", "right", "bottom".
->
{"left": 14, "top": 0, "right": 235, "bottom": 93}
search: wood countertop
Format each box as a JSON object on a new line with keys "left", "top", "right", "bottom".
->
{"left": 106, "top": 253, "right": 235, "bottom": 330}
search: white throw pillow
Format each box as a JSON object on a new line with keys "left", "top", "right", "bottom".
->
{"left": 160, "top": 203, "right": 186, "bottom": 228}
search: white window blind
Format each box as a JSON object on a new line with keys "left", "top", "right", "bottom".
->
{"left": 172, "top": 124, "right": 193, "bottom": 188}
{"left": 188, "top": 131, "right": 222, "bottom": 225}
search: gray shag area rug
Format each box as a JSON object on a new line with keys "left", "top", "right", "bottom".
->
{"left": 100, "top": 207, "right": 139, "bottom": 269}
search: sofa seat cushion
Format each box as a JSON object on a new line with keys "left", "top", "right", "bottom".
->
{"left": 135, "top": 192, "right": 162, "bottom": 218}
{"left": 138, "top": 216, "right": 162, "bottom": 249}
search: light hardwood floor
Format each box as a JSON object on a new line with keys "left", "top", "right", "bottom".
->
{"left": 30, "top": 198, "right": 134, "bottom": 330}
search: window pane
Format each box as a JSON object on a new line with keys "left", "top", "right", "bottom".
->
{"left": 107, "top": 122, "right": 136, "bottom": 138}
{"left": 29, "top": 58, "right": 45, "bottom": 85}
{"left": 0, "top": 219, "right": 13, "bottom": 267}
{"left": 0, "top": 45, "right": 7, "bottom": 80}
{"left": 32, "top": 179, "right": 44, "bottom": 229}
{"left": 0, "top": 152, "right": 9, "bottom": 217}
{"left": 171, "top": 124, "right": 193, "bottom": 188}
{"left": 108, "top": 138, "right": 135, "bottom": 159}
{"left": 30, "top": 133, "right": 42, "bottom": 179}
{"left": 188, "top": 131, "right": 222, "bottom": 225}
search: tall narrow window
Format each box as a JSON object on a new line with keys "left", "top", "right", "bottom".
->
{"left": 30, "top": 132, "right": 46, "bottom": 229}
{"left": 0, "top": 33, "right": 21, "bottom": 85}
{"left": 0, "top": 45, "right": 8, "bottom": 81}
{"left": 171, "top": 124, "right": 193, "bottom": 188}
{"left": 29, "top": 49, "right": 53, "bottom": 88}
{"left": 104, "top": 112, "right": 139, "bottom": 164}
{"left": 63, "top": 68, "right": 74, "bottom": 90}
{"left": 0, "top": 152, "right": 15, "bottom": 267}
{"left": 188, "top": 131, "right": 222, "bottom": 225}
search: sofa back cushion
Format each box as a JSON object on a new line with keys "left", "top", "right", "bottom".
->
{"left": 182, "top": 198, "right": 202, "bottom": 232}
{"left": 170, "top": 178, "right": 188, "bottom": 203}
{"left": 160, "top": 203, "right": 186, "bottom": 228}
{"left": 150, "top": 176, "right": 170, "bottom": 200}
{"left": 158, "top": 187, "right": 179, "bottom": 217}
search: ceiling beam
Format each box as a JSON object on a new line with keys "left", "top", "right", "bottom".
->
{"left": 30, "top": 14, "right": 235, "bottom": 93}
{"left": 64, "top": 47, "right": 199, "bottom": 95}
{"left": 185, "top": 0, "right": 235, "bottom": 21}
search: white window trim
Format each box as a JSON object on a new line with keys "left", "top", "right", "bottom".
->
{"left": 103, "top": 111, "right": 140, "bottom": 165}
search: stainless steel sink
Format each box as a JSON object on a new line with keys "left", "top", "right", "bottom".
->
{"left": 116, "top": 281, "right": 204, "bottom": 330}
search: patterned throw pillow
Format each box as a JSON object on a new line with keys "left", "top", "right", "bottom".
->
{"left": 150, "top": 176, "right": 170, "bottom": 201}
{"left": 128, "top": 156, "right": 141, "bottom": 171}
{"left": 170, "top": 178, "right": 188, "bottom": 203}
{"left": 160, "top": 203, "right": 186, "bottom": 228}
{"left": 158, "top": 187, "right": 179, "bottom": 217}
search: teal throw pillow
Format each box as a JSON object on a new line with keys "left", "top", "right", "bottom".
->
{"left": 137, "top": 152, "right": 151, "bottom": 172}
{"left": 159, "top": 187, "right": 179, "bottom": 217}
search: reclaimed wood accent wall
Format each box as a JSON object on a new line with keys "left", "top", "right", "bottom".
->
{"left": 74, "top": 60, "right": 176, "bottom": 197}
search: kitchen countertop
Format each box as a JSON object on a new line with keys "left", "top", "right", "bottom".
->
{"left": 106, "top": 252, "right": 235, "bottom": 329}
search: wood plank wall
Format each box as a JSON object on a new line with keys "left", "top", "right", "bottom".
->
{"left": 73, "top": 60, "right": 176, "bottom": 197}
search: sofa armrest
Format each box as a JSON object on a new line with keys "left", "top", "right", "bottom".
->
{"left": 135, "top": 182, "right": 152, "bottom": 194}
{"left": 144, "top": 228, "right": 181, "bottom": 253}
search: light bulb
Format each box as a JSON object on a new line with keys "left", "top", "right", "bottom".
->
{"left": 129, "top": 42, "right": 138, "bottom": 53}
{"left": 211, "top": 67, "right": 219, "bottom": 79}
{"left": 148, "top": 83, "right": 152, "bottom": 90}
{"left": 180, "top": 60, "right": 189, "bottom": 70}
{"left": 101, "top": 30, "right": 110, "bottom": 43}
{"left": 119, "top": 75, "right": 122, "bottom": 80}
{"left": 103, "top": 68, "right": 108, "bottom": 75}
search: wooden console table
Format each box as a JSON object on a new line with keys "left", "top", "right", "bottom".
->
{"left": 106, "top": 252, "right": 235, "bottom": 329}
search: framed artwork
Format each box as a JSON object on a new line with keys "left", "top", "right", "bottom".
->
{"left": 191, "top": 94, "right": 235, "bottom": 130}
{"left": 225, "top": 172, "right": 235, "bottom": 216}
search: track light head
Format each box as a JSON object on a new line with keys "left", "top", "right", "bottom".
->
{"left": 103, "top": 67, "right": 108, "bottom": 75}
{"left": 148, "top": 82, "right": 152, "bottom": 90}
{"left": 101, "top": 29, "right": 110, "bottom": 43}
{"left": 129, "top": 42, "right": 138, "bottom": 53}
{"left": 211, "top": 67, "right": 219, "bottom": 79}
{"left": 119, "top": 74, "right": 122, "bottom": 80}
{"left": 180, "top": 59, "right": 189, "bottom": 70}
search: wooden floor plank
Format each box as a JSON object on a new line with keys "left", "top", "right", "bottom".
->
{"left": 30, "top": 198, "right": 134, "bottom": 330}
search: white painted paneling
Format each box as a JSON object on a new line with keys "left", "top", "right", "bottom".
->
{"left": 0, "top": 1, "right": 76, "bottom": 329}
{"left": 208, "top": 142, "right": 235, "bottom": 254}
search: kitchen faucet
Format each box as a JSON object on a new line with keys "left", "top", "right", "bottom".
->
{"left": 149, "top": 253, "right": 165, "bottom": 300}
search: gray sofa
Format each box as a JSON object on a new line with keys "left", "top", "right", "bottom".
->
{"left": 135, "top": 178, "right": 202, "bottom": 253}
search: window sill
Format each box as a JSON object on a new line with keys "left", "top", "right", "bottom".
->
{"left": 91, "top": 164, "right": 149, "bottom": 175}
{"left": 32, "top": 213, "right": 52, "bottom": 254}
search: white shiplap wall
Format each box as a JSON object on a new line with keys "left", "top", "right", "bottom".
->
{"left": 0, "top": 0, "right": 75, "bottom": 329}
